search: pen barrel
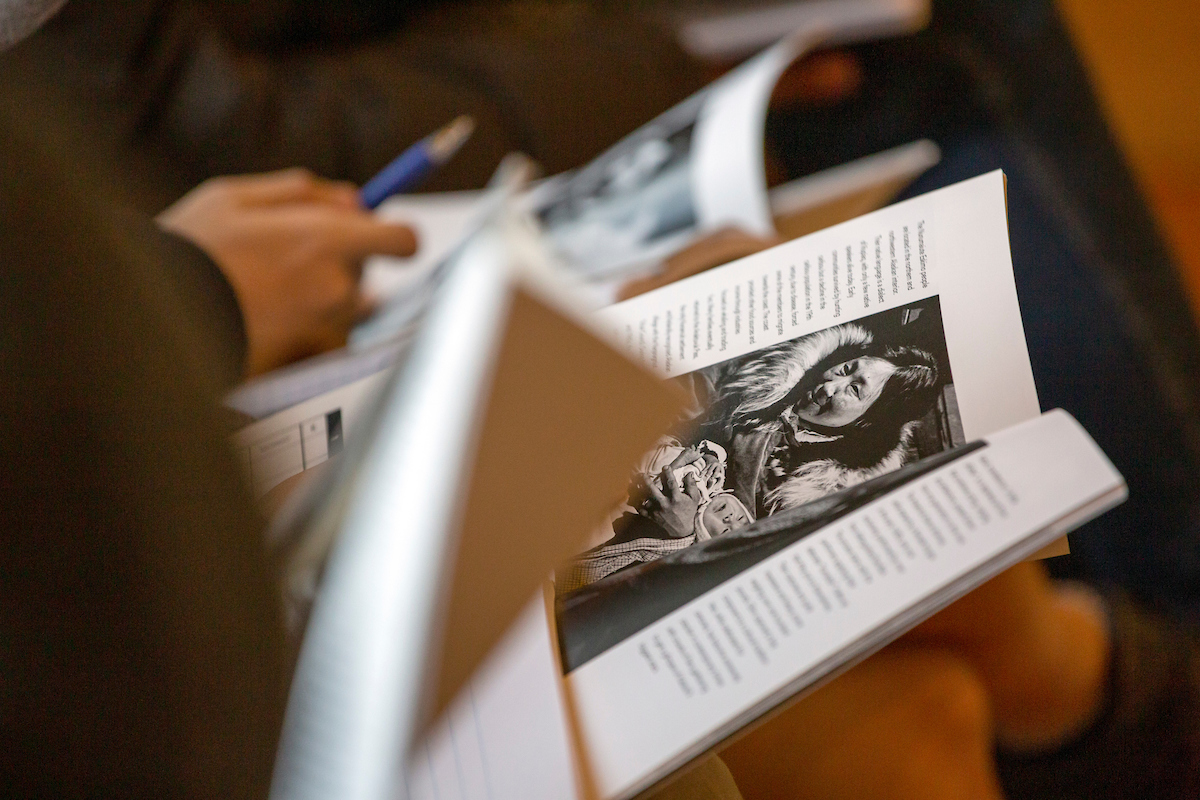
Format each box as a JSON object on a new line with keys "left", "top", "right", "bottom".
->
{"left": 360, "top": 145, "right": 434, "bottom": 209}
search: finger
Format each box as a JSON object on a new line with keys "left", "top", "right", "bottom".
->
{"left": 646, "top": 480, "right": 668, "bottom": 509}
{"left": 682, "top": 472, "right": 702, "bottom": 500}
{"left": 352, "top": 292, "right": 379, "bottom": 323}
{"left": 668, "top": 448, "right": 701, "bottom": 470}
{"left": 661, "top": 465, "right": 681, "bottom": 498}
{"left": 326, "top": 214, "right": 420, "bottom": 260}
{"left": 219, "top": 168, "right": 360, "bottom": 208}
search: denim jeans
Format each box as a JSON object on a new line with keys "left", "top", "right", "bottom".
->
{"left": 768, "top": 0, "right": 1200, "bottom": 617}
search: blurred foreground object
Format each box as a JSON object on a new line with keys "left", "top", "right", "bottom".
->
{"left": 269, "top": 176, "right": 684, "bottom": 800}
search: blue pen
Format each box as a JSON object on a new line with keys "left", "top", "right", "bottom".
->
{"left": 359, "top": 115, "right": 476, "bottom": 209}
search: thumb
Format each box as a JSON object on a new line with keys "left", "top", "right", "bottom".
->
{"left": 353, "top": 292, "right": 379, "bottom": 323}
{"left": 335, "top": 215, "right": 420, "bottom": 260}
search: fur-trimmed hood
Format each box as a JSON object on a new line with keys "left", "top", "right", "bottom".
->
{"left": 703, "top": 322, "right": 918, "bottom": 513}
{"left": 713, "top": 322, "right": 873, "bottom": 425}
{"left": 761, "top": 422, "right": 918, "bottom": 511}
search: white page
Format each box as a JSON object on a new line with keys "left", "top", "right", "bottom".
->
{"left": 672, "top": 0, "right": 930, "bottom": 60}
{"left": 405, "top": 597, "right": 580, "bottom": 800}
{"left": 768, "top": 139, "right": 941, "bottom": 220}
{"left": 362, "top": 190, "right": 485, "bottom": 302}
{"left": 591, "top": 170, "right": 1036, "bottom": 438}
{"left": 563, "top": 411, "right": 1123, "bottom": 798}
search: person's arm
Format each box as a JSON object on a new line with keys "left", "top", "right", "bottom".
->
{"left": 158, "top": 167, "right": 418, "bottom": 377}
{"left": 116, "top": 207, "right": 250, "bottom": 389}
{"left": 1, "top": 96, "right": 289, "bottom": 799}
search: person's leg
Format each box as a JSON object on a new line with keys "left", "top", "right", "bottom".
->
{"left": 721, "top": 647, "right": 1004, "bottom": 800}
{"left": 901, "top": 133, "right": 1200, "bottom": 615}
{"left": 639, "top": 755, "right": 744, "bottom": 800}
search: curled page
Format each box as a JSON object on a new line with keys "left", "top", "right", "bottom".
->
{"left": 532, "top": 33, "right": 815, "bottom": 284}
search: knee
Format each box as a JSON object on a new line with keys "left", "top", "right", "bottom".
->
{"left": 889, "top": 649, "right": 996, "bottom": 764}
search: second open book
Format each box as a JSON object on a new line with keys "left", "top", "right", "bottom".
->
{"left": 268, "top": 171, "right": 1125, "bottom": 800}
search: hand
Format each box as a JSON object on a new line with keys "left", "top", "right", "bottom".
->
{"left": 158, "top": 168, "right": 418, "bottom": 376}
{"left": 665, "top": 447, "right": 703, "bottom": 471}
{"left": 643, "top": 468, "right": 703, "bottom": 539}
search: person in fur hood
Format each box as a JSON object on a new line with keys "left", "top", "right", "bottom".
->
{"left": 687, "top": 321, "right": 942, "bottom": 517}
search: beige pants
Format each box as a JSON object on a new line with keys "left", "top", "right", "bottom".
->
{"left": 638, "top": 756, "right": 744, "bottom": 800}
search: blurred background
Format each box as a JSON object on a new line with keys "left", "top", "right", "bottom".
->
{"left": 1058, "top": 0, "right": 1200, "bottom": 316}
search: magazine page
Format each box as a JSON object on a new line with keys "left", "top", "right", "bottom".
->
{"left": 561, "top": 170, "right": 1037, "bottom": 577}
{"left": 587, "top": 169, "right": 1035, "bottom": 438}
{"left": 531, "top": 34, "right": 810, "bottom": 289}
{"left": 562, "top": 410, "right": 1124, "bottom": 799}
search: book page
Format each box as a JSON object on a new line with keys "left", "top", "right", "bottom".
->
{"left": 563, "top": 411, "right": 1123, "bottom": 799}
{"left": 405, "top": 596, "right": 581, "bottom": 800}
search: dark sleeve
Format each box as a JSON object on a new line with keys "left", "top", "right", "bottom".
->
{"left": 0, "top": 77, "right": 288, "bottom": 800}
{"left": 995, "top": 593, "right": 1200, "bottom": 800}
{"left": 114, "top": 208, "right": 249, "bottom": 389}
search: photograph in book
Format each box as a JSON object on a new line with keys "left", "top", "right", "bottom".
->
{"left": 556, "top": 440, "right": 981, "bottom": 671}
{"left": 555, "top": 298, "right": 965, "bottom": 661}
{"left": 538, "top": 113, "right": 701, "bottom": 276}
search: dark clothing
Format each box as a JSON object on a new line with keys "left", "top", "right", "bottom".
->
{"left": 9, "top": 0, "right": 707, "bottom": 212}
{"left": 997, "top": 593, "right": 1200, "bottom": 799}
{"left": 112, "top": 208, "right": 249, "bottom": 388}
{"left": 0, "top": 71, "right": 286, "bottom": 798}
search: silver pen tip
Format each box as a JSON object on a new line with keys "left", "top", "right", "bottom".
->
{"left": 429, "top": 115, "right": 476, "bottom": 162}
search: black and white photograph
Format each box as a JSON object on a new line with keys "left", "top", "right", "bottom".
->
{"left": 556, "top": 440, "right": 983, "bottom": 671}
{"left": 556, "top": 298, "right": 966, "bottom": 666}
{"left": 538, "top": 112, "right": 701, "bottom": 275}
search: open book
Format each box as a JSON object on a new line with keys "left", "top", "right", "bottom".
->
{"left": 266, "top": 171, "right": 1126, "bottom": 800}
